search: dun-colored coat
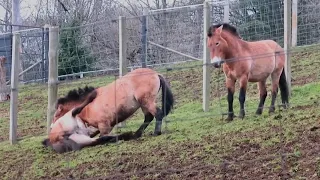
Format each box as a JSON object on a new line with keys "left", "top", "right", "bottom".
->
{"left": 207, "top": 23, "right": 289, "bottom": 121}
{"left": 43, "top": 90, "right": 136, "bottom": 153}
{"left": 52, "top": 68, "right": 174, "bottom": 138}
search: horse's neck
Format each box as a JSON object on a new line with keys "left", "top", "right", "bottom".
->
{"left": 223, "top": 33, "right": 249, "bottom": 59}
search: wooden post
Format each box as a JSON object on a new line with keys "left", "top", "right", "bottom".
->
{"left": 203, "top": 1, "right": 210, "bottom": 112}
{"left": 141, "top": 8, "right": 148, "bottom": 68}
{"left": 46, "top": 26, "right": 59, "bottom": 134}
{"left": 116, "top": 16, "right": 127, "bottom": 128}
{"left": 9, "top": 32, "right": 20, "bottom": 144}
{"left": 291, "top": 0, "right": 298, "bottom": 47}
{"left": 284, "top": 0, "right": 292, "bottom": 97}
{"left": 224, "top": 0, "right": 230, "bottom": 23}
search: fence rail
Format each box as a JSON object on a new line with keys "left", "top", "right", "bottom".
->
{"left": 0, "top": 0, "right": 316, "bottom": 147}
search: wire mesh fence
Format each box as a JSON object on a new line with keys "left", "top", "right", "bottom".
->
{"left": 10, "top": 50, "right": 319, "bottom": 179}
{"left": 20, "top": 27, "right": 48, "bottom": 83}
{"left": 1, "top": 48, "right": 320, "bottom": 179}
{"left": 57, "top": 19, "right": 120, "bottom": 81}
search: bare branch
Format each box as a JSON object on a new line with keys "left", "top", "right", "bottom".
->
{"left": 57, "top": 0, "right": 69, "bottom": 13}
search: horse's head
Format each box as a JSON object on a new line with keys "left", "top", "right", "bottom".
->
{"left": 45, "top": 93, "right": 98, "bottom": 153}
{"left": 207, "top": 23, "right": 240, "bottom": 68}
{"left": 51, "top": 86, "right": 96, "bottom": 127}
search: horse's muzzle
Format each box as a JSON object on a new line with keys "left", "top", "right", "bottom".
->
{"left": 212, "top": 62, "right": 222, "bottom": 68}
{"left": 211, "top": 57, "right": 223, "bottom": 68}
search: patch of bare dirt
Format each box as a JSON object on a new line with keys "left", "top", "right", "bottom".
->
{"left": 57, "top": 124, "right": 320, "bottom": 180}
{"left": 292, "top": 74, "right": 318, "bottom": 86}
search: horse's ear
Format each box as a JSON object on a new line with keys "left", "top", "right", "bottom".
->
{"left": 57, "top": 104, "right": 64, "bottom": 112}
{"left": 215, "top": 25, "right": 224, "bottom": 35}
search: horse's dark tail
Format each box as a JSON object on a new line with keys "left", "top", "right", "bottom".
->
{"left": 158, "top": 75, "right": 174, "bottom": 116}
{"left": 279, "top": 68, "right": 289, "bottom": 107}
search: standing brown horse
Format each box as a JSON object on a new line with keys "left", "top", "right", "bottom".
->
{"left": 207, "top": 23, "right": 289, "bottom": 121}
{"left": 51, "top": 68, "right": 174, "bottom": 138}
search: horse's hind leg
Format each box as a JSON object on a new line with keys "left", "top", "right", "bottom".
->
{"left": 153, "top": 107, "right": 164, "bottom": 135}
{"left": 269, "top": 71, "right": 281, "bottom": 114}
{"left": 134, "top": 112, "right": 154, "bottom": 138}
{"left": 136, "top": 100, "right": 163, "bottom": 137}
{"left": 256, "top": 81, "right": 267, "bottom": 115}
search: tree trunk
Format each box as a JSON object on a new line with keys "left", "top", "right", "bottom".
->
{"left": 0, "top": 56, "right": 9, "bottom": 102}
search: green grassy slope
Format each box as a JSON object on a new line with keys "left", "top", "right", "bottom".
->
{"left": 0, "top": 45, "right": 320, "bottom": 179}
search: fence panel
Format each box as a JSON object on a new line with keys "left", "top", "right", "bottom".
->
{"left": 147, "top": 5, "right": 204, "bottom": 66}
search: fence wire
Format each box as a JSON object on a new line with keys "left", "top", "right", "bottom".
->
{"left": 32, "top": 52, "right": 320, "bottom": 179}
{"left": 1, "top": 45, "right": 320, "bottom": 179}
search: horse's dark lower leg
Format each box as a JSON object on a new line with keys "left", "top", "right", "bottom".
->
{"left": 134, "top": 113, "right": 154, "bottom": 138}
{"left": 256, "top": 81, "right": 267, "bottom": 115}
{"left": 226, "top": 88, "right": 235, "bottom": 121}
{"left": 89, "top": 130, "right": 100, "bottom": 138}
{"left": 239, "top": 87, "right": 246, "bottom": 119}
{"left": 154, "top": 107, "right": 164, "bottom": 136}
{"left": 269, "top": 89, "right": 278, "bottom": 113}
{"left": 92, "top": 132, "right": 136, "bottom": 144}
{"left": 238, "top": 76, "right": 248, "bottom": 119}
{"left": 256, "top": 91, "right": 267, "bottom": 115}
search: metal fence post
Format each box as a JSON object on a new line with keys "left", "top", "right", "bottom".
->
{"left": 291, "top": 0, "right": 298, "bottom": 47}
{"left": 43, "top": 25, "right": 50, "bottom": 83}
{"left": 117, "top": 16, "right": 127, "bottom": 128}
{"left": 141, "top": 8, "right": 148, "bottom": 68}
{"left": 9, "top": 32, "right": 20, "bottom": 144}
{"left": 46, "top": 26, "right": 59, "bottom": 134}
{"left": 203, "top": 1, "right": 210, "bottom": 112}
{"left": 284, "top": 0, "right": 292, "bottom": 97}
{"left": 224, "top": 0, "right": 230, "bottom": 23}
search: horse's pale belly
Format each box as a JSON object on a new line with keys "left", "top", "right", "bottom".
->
{"left": 248, "top": 57, "right": 275, "bottom": 82}
{"left": 248, "top": 73, "right": 270, "bottom": 82}
{"left": 248, "top": 66, "right": 273, "bottom": 82}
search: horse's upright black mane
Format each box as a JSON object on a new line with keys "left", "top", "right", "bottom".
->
{"left": 207, "top": 23, "right": 241, "bottom": 38}
{"left": 56, "top": 85, "right": 95, "bottom": 107}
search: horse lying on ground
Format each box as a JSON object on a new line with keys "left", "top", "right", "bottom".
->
{"left": 51, "top": 68, "right": 174, "bottom": 139}
{"left": 42, "top": 90, "right": 135, "bottom": 153}
{"left": 207, "top": 23, "right": 289, "bottom": 121}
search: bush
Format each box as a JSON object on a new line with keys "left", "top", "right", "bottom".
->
{"left": 58, "top": 20, "right": 95, "bottom": 78}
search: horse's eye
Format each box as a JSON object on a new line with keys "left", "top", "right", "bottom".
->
{"left": 216, "top": 42, "right": 220, "bottom": 46}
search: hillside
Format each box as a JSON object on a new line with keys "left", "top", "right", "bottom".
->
{"left": 0, "top": 45, "right": 320, "bottom": 179}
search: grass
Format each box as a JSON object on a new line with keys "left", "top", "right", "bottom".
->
{"left": 0, "top": 45, "right": 320, "bottom": 179}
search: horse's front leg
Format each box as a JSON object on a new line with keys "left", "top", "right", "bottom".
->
{"left": 98, "top": 122, "right": 113, "bottom": 137}
{"left": 226, "top": 78, "right": 236, "bottom": 121}
{"left": 239, "top": 75, "right": 248, "bottom": 119}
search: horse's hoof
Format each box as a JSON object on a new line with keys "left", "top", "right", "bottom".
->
{"left": 153, "top": 131, "right": 162, "bottom": 136}
{"left": 281, "top": 103, "right": 289, "bottom": 109}
{"left": 255, "top": 109, "right": 263, "bottom": 115}
{"left": 133, "top": 132, "right": 143, "bottom": 139}
{"left": 268, "top": 108, "right": 275, "bottom": 114}
{"left": 226, "top": 116, "right": 233, "bottom": 122}
{"left": 239, "top": 111, "right": 245, "bottom": 119}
